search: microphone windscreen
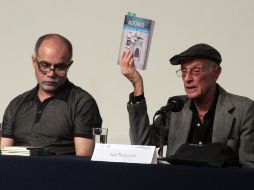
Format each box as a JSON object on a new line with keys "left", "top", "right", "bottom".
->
{"left": 167, "top": 96, "right": 184, "bottom": 112}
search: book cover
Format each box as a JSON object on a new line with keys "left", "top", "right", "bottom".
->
{"left": 118, "top": 14, "right": 155, "bottom": 70}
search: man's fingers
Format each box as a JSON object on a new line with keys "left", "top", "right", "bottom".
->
{"left": 121, "top": 51, "right": 126, "bottom": 62}
{"left": 129, "top": 57, "right": 134, "bottom": 66}
{"left": 120, "top": 50, "right": 135, "bottom": 68}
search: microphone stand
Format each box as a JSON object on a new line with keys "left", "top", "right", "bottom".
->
{"left": 153, "top": 111, "right": 167, "bottom": 160}
{"left": 153, "top": 97, "right": 184, "bottom": 162}
{"left": 158, "top": 111, "right": 167, "bottom": 158}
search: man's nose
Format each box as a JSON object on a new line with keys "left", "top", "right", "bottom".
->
{"left": 46, "top": 67, "right": 56, "bottom": 77}
{"left": 183, "top": 71, "right": 193, "bottom": 81}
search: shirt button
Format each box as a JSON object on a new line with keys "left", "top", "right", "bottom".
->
{"left": 197, "top": 123, "right": 200, "bottom": 127}
{"left": 38, "top": 110, "right": 42, "bottom": 114}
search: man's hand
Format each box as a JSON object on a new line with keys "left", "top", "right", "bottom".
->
{"left": 120, "top": 50, "right": 144, "bottom": 96}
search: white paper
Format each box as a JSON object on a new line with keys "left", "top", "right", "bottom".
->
{"left": 91, "top": 144, "right": 157, "bottom": 164}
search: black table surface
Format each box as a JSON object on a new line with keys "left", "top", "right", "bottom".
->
{"left": 0, "top": 155, "right": 254, "bottom": 190}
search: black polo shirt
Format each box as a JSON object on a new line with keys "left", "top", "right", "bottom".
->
{"left": 2, "top": 80, "right": 102, "bottom": 154}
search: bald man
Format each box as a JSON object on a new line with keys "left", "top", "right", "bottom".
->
{"left": 1, "top": 34, "right": 102, "bottom": 156}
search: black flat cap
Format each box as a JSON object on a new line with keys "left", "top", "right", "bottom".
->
{"left": 169, "top": 43, "right": 222, "bottom": 65}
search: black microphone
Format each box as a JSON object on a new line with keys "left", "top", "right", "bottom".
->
{"left": 154, "top": 96, "right": 184, "bottom": 116}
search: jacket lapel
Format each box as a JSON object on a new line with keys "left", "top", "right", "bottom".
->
{"left": 171, "top": 100, "right": 193, "bottom": 146}
{"left": 212, "top": 87, "right": 235, "bottom": 143}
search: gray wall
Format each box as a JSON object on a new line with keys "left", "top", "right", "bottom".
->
{"left": 0, "top": 0, "right": 253, "bottom": 144}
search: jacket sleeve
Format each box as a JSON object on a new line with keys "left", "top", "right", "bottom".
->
{"left": 238, "top": 100, "right": 254, "bottom": 168}
{"left": 127, "top": 99, "right": 168, "bottom": 147}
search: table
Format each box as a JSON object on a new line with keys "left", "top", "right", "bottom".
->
{"left": 0, "top": 155, "right": 254, "bottom": 190}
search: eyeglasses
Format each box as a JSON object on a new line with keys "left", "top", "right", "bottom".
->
{"left": 176, "top": 67, "right": 206, "bottom": 77}
{"left": 35, "top": 58, "right": 72, "bottom": 76}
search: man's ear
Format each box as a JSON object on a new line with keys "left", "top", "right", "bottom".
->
{"left": 214, "top": 66, "right": 222, "bottom": 80}
{"left": 32, "top": 55, "right": 36, "bottom": 69}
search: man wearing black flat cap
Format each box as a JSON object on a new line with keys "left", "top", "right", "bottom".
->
{"left": 120, "top": 43, "right": 254, "bottom": 167}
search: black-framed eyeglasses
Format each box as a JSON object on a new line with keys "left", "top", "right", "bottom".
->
{"left": 176, "top": 67, "right": 206, "bottom": 77}
{"left": 35, "top": 58, "right": 73, "bottom": 76}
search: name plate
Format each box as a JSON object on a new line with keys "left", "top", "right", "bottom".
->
{"left": 91, "top": 144, "right": 157, "bottom": 164}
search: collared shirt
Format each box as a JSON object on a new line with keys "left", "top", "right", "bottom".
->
{"left": 2, "top": 80, "right": 102, "bottom": 154}
{"left": 187, "top": 88, "right": 219, "bottom": 145}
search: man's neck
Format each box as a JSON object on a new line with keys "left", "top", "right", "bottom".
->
{"left": 194, "top": 85, "right": 217, "bottom": 121}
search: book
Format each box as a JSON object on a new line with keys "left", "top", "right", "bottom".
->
{"left": 1, "top": 146, "right": 54, "bottom": 156}
{"left": 1, "top": 146, "right": 42, "bottom": 151}
{"left": 118, "top": 14, "right": 155, "bottom": 70}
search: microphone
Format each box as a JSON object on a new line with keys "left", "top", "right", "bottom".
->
{"left": 154, "top": 96, "right": 184, "bottom": 116}
{"left": 154, "top": 96, "right": 184, "bottom": 159}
